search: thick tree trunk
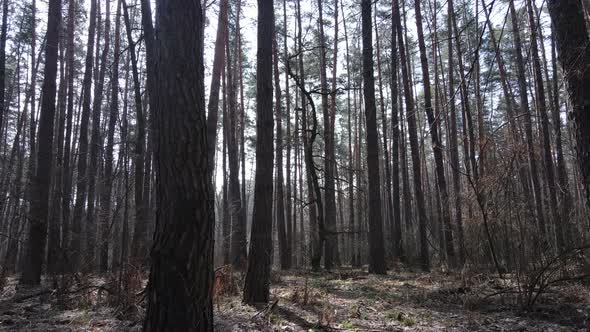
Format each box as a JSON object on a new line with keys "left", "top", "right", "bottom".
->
{"left": 143, "top": 0, "right": 214, "bottom": 330}
{"left": 361, "top": 0, "right": 386, "bottom": 275}
{"left": 20, "top": 0, "right": 61, "bottom": 286}
{"left": 547, "top": 0, "right": 590, "bottom": 210}
{"left": 243, "top": 0, "right": 275, "bottom": 304}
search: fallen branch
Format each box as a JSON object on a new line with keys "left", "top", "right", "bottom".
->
{"left": 250, "top": 299, "right": 279, "bottom": 320}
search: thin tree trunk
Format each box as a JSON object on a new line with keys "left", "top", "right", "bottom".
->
{"left": 122, "top": 2, "right": 147, "bottom": 265}
{"left": 510, "top": 0, "right": 547, "bottom": 239}
{"left": 390, "top": 0, "right": 403, "bottom": 261}
{"left": 205, "top": 0, "right": 229, "bottom": 174}
{"left": 85, "top": 0, "right": 111, "bottom": 271}
{"left": 283, "top": 0, "right": 293, "bottom": 267}
{"left": 413, "top": 0, "right": 456, "bottom": 266}
{"left": 374, "top": 1, "right": 394, "bottom": 263}
{"left": 100, "top": 0, "right": 121, "bottom": 273}
{"left": 71, "top": 0, "right": 97, "bottom": 269}
{"left": 394, "top": 0, "right": 429, "bottom": 271}
{"left": 273, "top": 21, "right": 289, "bottom": 270}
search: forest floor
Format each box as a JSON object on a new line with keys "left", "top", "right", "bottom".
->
{"left": 0, "top": 267, "right": 589, "bottom": 331}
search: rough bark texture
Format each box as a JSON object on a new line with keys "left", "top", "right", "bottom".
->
{"left": 243, "top": 0, "right": 275, "bottom": 304}
{"left": 361, "top": 0, "right": 386, "bottom": 275}
{"left": 548, "top": 0, "right": 590, "bottom": 209}
{"left": 21, "top": 0, "right": 61, "bottom": 285}
{"left": 143, "top": 0, "right": 215, "bottom": 330}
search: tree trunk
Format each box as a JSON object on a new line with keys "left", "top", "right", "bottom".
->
{"left": 143, "top": 0, "right": 214, "bottom": 330}
{"left": 62, "top": 0, "right": 77, "bottom": 269}
{"left": 510, "top": 0, "right": 547, "bottom": 239}
{"left": 550, "top": 29, "right": 573, "bottom": 249}
{"left": 20, "top": 0, "right": 61, "bottom": 286}
{"left": 273, "top": 21, "right": 290, "bottom": 270}
{"left": 0, "top": 0, "right": 8, "bottom": 140}
{"left": 85, "top": 0, "right": 110, "bottom": 271}
{"left": 317, "top": 0, "right": 337, "bottom": 271}
{"left": 122, "top": 2, "right": 147, "bottom": 265}
{"left": 526, "top": 0, "right": 560, "bottom": 249}
{"left": 390, "top": 0, "right": 403, "bottom": 261}
{"left": 227, "top": 1, "right": 246, "bottom": 270}
{"left": 547, "top": 0, "right": 590, "bottom": 210}
{"left": 413, "top": 0, "right": 455, "bottom": 266}
{"left": 243, "top": 0, "right": 275, "bottom": 304}
{"left": 394, "top": 0, "right": 429, "bottom": 271}
{"left": 100, "top": 0, "right": 122, "bottom": 273}
{"left": 283, "top": 0, "right": 293, "bottom": 267}
{"left": 361, "top": 0, "right": 386, "bottom": 275}
{"left": 71, "top": 0, "right": 97, "bottom": 269}
{"left": 205, "top": 0, "right": 229, "bottom": 174}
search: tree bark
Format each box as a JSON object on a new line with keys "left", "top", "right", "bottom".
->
{"left": 414, "top": 0, "right": 455, "bottom": 266}
{"left": 526, "top": 0, "right": 560, "bottom": 249}
{"left": 20, "top": 0, "right": 61, "bottom": 286}
{"left": 243, "top": 0, "right": 275, "bottom": 304}
{"left": 361, "top": 0, "right": 386, "bottom": 275}
{"left": 206, "top": 0, "right": 229, "bottom": 174}
{"left": 317, "top": 0, "right": 337, "bottom": 271}
{"left": 273, "top": 21, "right": 290, "bottom": 270}
{"left": 100, "top": 0, "right": 122, "bottom": 273}
{"left": 71, "top": 0, "right": 97, "bottom": 269}
{"left": 394, "top": 0, "right": 429, "bottom": 271}
{"left": 547, "top": 0, "right": 590, "bottom": 210}
{"left": 390, "top": 0, "right": 403, "bottom": 261}
{"left": 143, "top": 0, "right": 214, "bottom": 330}
{"left": 510, "top": 0, "right": 547, "bottom": 239}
